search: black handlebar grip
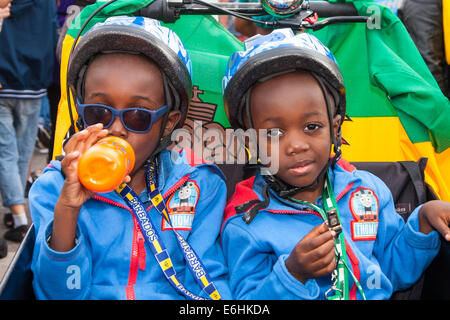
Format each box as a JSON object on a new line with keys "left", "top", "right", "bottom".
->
{"left": 135, "top": 0, "right": 358, "bottom": 20}
{"left": 306, "top": 1, "right": 357, "bottom": 17}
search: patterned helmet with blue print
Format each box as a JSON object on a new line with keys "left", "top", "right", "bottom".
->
{"left": 67, "top": 16, "right": 193, "bottom": 128}
{"left": 222, "top": 29, "right": 346, "bottom": 130}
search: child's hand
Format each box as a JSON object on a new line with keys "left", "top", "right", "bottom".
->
{"left": 59, "top": 124, "right": 109, "bottom": 209}
{"left": 419, "top": 200, "right": 450, "bottom": 241}
{"left": 51, "top": 124, "right": 116, "bottom": 252}
{"left": 285, "top": 223, "right": 336, "bottom": 284}
{"left": 63, "top": 123, "right": 108, "bottom": 159}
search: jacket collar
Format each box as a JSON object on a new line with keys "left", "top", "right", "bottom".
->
{"left": 250, "top": 159, "right": 360, "bottom": 212}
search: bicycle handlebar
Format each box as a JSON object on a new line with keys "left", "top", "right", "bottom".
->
{"left": 134, "top": 0, "right": 368, "bottom": 29}
{"left": 176, "top": 1, "right": 358, "bottom": 16}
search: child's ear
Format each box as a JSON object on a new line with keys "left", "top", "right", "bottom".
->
{"left": 162, "top": 110, "right": 182, "bottom": 137}
{"left": 332, "top": 114, "right": 342, "bottom": 138}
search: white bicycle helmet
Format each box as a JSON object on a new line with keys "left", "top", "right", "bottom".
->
{"left": 223, "top": 29, "right": 345, "bottom": 131}
{"left": 222, "top": 29, "right": 346, "bottom": 203}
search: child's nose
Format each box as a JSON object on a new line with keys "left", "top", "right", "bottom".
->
{"left": 286, "top": 133, "right": 309, "bottom": 155}
{"left": 108, "top": 115, "right": 127, "bottom": 137}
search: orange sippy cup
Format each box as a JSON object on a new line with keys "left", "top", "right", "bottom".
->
{"left": 77, "top": 136, "right": 135, "bottom": 193}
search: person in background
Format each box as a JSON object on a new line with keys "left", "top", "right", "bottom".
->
{"left": 218, "top": 0, "right": 246, "bottom": 41}
{"left": 0, "top": 0, "right": 10, "bottom": 259}
{"left": 0, "top": 0, "right": 58, "bottom": 242}
{"left": 234, "top": 0, "right": 272, "bottom": 37}
{"left": 398, "top": 0, "right": 448, "bottom": 98}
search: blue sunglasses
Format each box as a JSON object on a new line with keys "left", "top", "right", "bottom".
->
{"left": 76, "top": 103, "right": 168, "bottom": 133}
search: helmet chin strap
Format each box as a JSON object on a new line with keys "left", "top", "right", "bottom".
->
{"left": 240, "top": 73, "right": 342, "bottom": 224}
{"left": 261, "top": 158, "right": 332, "bottom": 198}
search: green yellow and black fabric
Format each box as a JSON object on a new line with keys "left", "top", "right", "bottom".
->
{"left": 54, "top": 0, "right": 450, "bottom": 201}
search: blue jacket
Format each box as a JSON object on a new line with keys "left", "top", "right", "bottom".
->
{"left": 221, "top": 159, "right": 441, "bottom": 300}
{"left": 30, "top": 149, "right": 231, "bottom": 300}
{"left": 0, "top": 0, "right": 57, "bottom": 98}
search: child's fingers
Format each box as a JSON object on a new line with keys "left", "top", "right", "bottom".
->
{"left": 76, "top": 123, "right": 105, "bottom": 149}
{"left": 421, "top": 200, "right": 450, "bottom": 241}
{"left": 314, "top": 253, "right": 337, "bottom": 278}
{"left": 62, "top": 150, "right": 80, "bottom": 165}
{"left": 309, "top": 244, "right": 337, "bottom": 277}
{"left": 288, "top": 236, "right": 336, "bottom": 281}
{"left": 434, "top": 219, "right": 450, "bottom": 241}
{"left": 123, "top": 175, "right": 131, "bottom": 185}
{"left": 308, "top": 235, "right": 335, "bottom": 263}
{"left": 86, "top": 123, "right": 105, "bottom": 133}
{"left": 317, "top": 222, "right": 331, "bottom": 234}
{"left": 302, "top": 223, "right": 334, "bottom": 251}
{"left": 64, "top": 129, "right": 90, "bottom": 154}
{"left": 61, "top": 151, "right": 81, "bottom": 180}
{"left": 64, "top": 124, "right": 106, "bottom": 154}
{"left": 303, "top": 223, "right": 328, "bottom": 240}
{"left": 84, "top": 128, "right": 108, "bottom": 150}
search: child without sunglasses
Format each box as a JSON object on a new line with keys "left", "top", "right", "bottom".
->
{"left": 220, "top": 30, "right": 450, "bottom": 300}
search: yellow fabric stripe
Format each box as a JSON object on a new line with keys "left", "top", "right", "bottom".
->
{"left": 210, "top": 290, "right": 221, "bottom": 300}
{"left": 341, "top": 116, "right": 410, "bottom": 162}
{"left": 200, "top": 275, "right": 209, "bottom": 287}
{"left": 341, "top": 117, "right": 450, "bottom": 201}
{"left": 152, "top": 194, "right": 163, "bottom": 206}
{"left": 116, "top": 184, "right": 126, "bottom": 193}
{"left": 160, "top": 258, "right": 173, "bottom": 271}
{"left": 170, "top": 275, "right": 180, "bottom": 286}
{"left": 54, "top": 34, "right": 77, "bottom": 159}
{"left": 152, "top": 240, "right": 162, "bottom": 253}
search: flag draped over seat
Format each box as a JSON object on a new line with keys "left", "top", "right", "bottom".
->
{"left": 54, "top": 0, "right": 450, "bottom": 201}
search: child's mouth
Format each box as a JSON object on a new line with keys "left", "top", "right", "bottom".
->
{"left": 288, "top": 162, "right": 314, "bottom": 176}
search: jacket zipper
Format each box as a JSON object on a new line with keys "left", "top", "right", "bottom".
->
{"left": 266, "top": 209, "right": 323, "bottom": 220}
{"left": 92, "top": 195, "right": 138, "bottom": 300}
{"left": 264, "top": 182, "right": 355, "bottom": 218}
{"left": 126, "top": 216, "right": 140, "bottom": 300}
{"left": 137, "top": 230, "right": 146, "bottom": 271}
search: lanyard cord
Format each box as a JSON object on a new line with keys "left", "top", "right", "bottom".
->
{"left": 116, "top": 161, "right": 221, "bottom": 300}
{"left": 287, "top": 175, "right": 366, "bottom": 300}
{"left": 145, "top": 161, "right": 221, "bottom": 299}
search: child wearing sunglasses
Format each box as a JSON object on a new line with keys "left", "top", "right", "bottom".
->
{"left": 28, "top": 16, "right": 231, "bottom": 300}
{"left": 220, "top": 30, "right": 450, "bottom": 300}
